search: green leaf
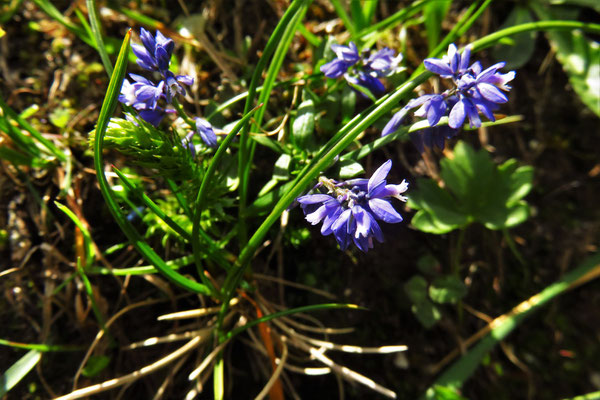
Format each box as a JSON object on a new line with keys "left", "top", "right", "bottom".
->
{"left": 532, "top": 4, "right": 600, "bottom": 116}
{"left": 338, "top": 159, "right": 365, "bottom": 179}
{"left": 0, "top": 350, "right": 41, "bottom": 396}
{"left": 422, "top": 252, "right": 600, "bottom": 399}
{"left": 410, "top": 141, "right": 533, "bottom": 233}
{"left": 341, "top": 85, "right": 357, "bottom": 124}
{"left": 293, "top": 99, "right": 315, "bottom": 149}
{"left": 424, "top": 0, "right": 452, "bottom": 52}
{"left": 404, "top": 275, "right": 428, "bottom": 304}
{"left": 411, "top": 300, "right": 442, "bottom": 329}
{"left": 411, "top": 210, "right": 462, "bottom": 234}
{"left": 493, "top": 6, "right": 536, "bottom": 69}
{"left": 251, "top": 134, "right": 287, "bottom": 154}
{"left": 408, "top": 178, "right": 469, "bottom": 229}
{"left": 429, "top": 385, "right": 469, "bottom": 400}
{"left": 429, "top": 276, "right": 467, "bottom": 304}
{"left": 273, "top": 153, "right": 292, "bottom": 180}
{"left": 81, "top": 355, "right": 110, "bottom": 377}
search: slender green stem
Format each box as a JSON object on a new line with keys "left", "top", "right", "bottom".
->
{"left": 470, "top": 20, "right": 600, "bottom": 51}
{"left": 331, "top": 0, "right": 357, "bottom": 38}
{"left": 0, "top": 97, "right": 66, "bottom": 162}
{"left": 213, "top": 354, "right": 224, "bottom": 400}
{"left": 452, "top": 228, "right": 466, "bottom": 277}
{"left": 86, "top": 0, "right": 113, "bottom": 77}
{"left": 191, "top": 106, "right": 261, "bottom": 298}
{"left": 357, "top": 0, "right": 429, "bottom": 37}
{"left": 172, "top": 98, "right": 196, "bottom": 128}
{"left": 457, "top": 0, "right": 494, "bottom": 36}
{"left": 422, "top": 253, "right": 600, "bottom": 398}
{"left": 502, "top": 228, "right": 526, "bottom": 267}
{"left": 237, "top": 0, "right": 309, "bottom": 247}
{"left": 93, "top": 30, "right": 211, "bottom": 295}
{"left": 413, "top": 0, "right": 488, "bottom": 75}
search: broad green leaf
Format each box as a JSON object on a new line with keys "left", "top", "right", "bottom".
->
{"left": 0, "top": 350, "right": 41, "bottom": 396}
{"left": 487, "top": 202, "right": 530, "bottom": 230}
{"left": 293, "top": 99, "right": 315, "bottom": 149}
{"left": 404, "top": 275, "right": 429, "bottom": 303}
{"left": 408, "top": 178, "right": 469, "bottom": 228}
{"left": 440, "top": 141, "right": 495, "bottom": 212}
{"left": 411, "top": 210, "right": 463, "bottom": 234}
{"left": 493, "top": 6, "right": 536, "bottom": 69}
{"left": 411, "top": 300, "right": 442, "bottom": 329}
{"left": 429, "top": 276, "right": 467, "bottom": 304}
{"left": 411, "top": 141, "right": 533, "bottom": 233}
{"left": 533, "top": 4, "right": 600, "bottom": 116}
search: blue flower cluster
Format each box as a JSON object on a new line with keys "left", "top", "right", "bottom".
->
{"left": 118, "top": 28, "right": 217, "bottom": 149}
{"left": 297, "top": 160, "right": 408, "bottom": 252}
{"left": 383, "top": 44, "right": 515, "bottom": 151}
{"left": 320, "top": 42, "right": 403, "bottom": 98}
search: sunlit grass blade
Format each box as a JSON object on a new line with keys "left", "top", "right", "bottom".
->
{"left": 0, "top": 350, "right": 41, "bottom": 397}
{"left": 0, "top": 338, "right": 82, "bottom": 352}
{"left": 55, "top": 201, "right": 94, "bottom": 267}
{"left": 86, "top": 0, "right": 113, "bottom": 76}
{"left": 357, "top": 0, "right": 428, "bottom": 38}
{"left": 331, "top": 0, "right": 357, "bottom": 38}
{"left": 226, "top": 303, "right": 366, "bottom": 340}
{"left": 238, "top": 0, "right": 310, "bottom": 245}
{"left": 422, "top": 252, "right": 600, "bottom": 399}
{"left": 0, "top": 96, "right": 66, "bottom": 162}
{"left": 424, "top": 0, "right": 452, "bottom": 52}
{"left": 31, "top": 0, "right": 95, "bottom": 48}
{"left": 92, "top": 30, "right": 212, "bottom": 295}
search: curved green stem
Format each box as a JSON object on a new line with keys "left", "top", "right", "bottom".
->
{"left": 93, "top": 30, "right": 211, "bottom": 295}
{"left": 191, "top": 106, "right": 262, "bottom": 297}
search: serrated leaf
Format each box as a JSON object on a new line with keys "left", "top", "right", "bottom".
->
{"left": 533, "top": 5, "right": 600, "bottom": 116}
{"left": 493, "top": 6, "right": 536, "bottom": 69}
{"left": 411, "top": 210, "right": 463, "bottom": 234}
{"left": 408, "top": 178, "right": 469, "bottom": 228}
{"left": 410, "top": 141, "right": 533, "bottom": 233}
{"left": 429, "top": 276, "right": 467, "bottom": 304}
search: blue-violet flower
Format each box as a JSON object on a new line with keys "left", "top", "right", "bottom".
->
{"left": 382, "top": 43, "right": 514, "bottom": 150}
{"left": 297, "top": 160, "right": 408, "bottom": 252}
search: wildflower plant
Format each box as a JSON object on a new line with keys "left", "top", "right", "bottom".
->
{"left": 4, "top": 1, "right": 600, "bottom": 400}
{"left": 321, "top": 41, "right": 404, "bottom": 98}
